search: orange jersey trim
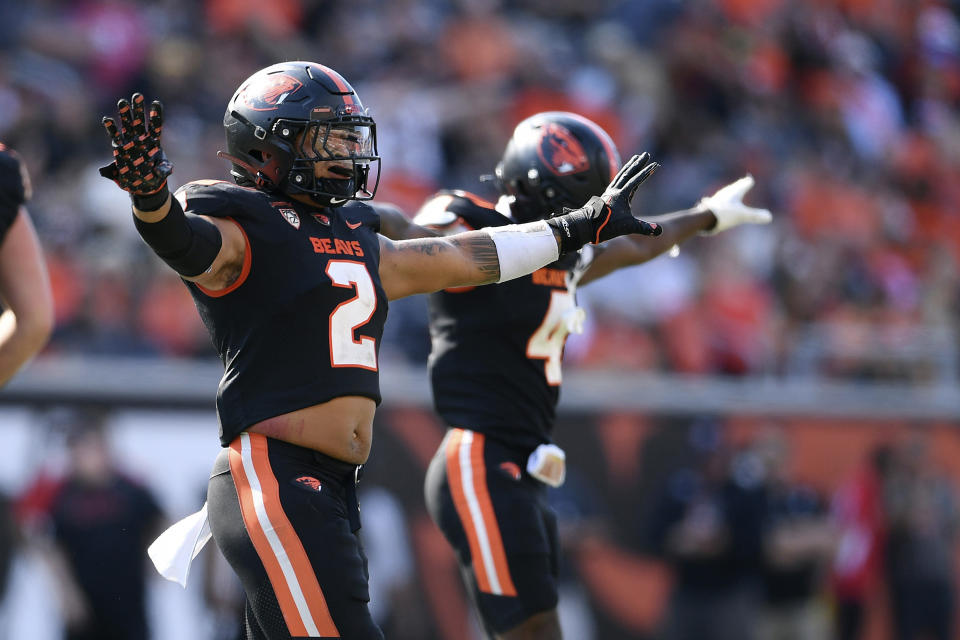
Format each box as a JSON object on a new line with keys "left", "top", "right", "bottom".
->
{"left": 453, "top": 190, "right": 496, "bottom": 210}
{"left": 196, "top": 217, "right": 251, "bottom": 298}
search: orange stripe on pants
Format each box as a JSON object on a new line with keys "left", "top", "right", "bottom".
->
{"left": 229, "top": 433, "right": 340, "bottom": 637}
{"left": 444, "top": 429, "right": 517, "bottom": 596}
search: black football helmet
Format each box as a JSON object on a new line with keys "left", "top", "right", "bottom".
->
{"left": 494, "top": 112, "right": 621, "bottom": 223}
{"left": 220, "top": 61, "right": 380, "bottom": 207}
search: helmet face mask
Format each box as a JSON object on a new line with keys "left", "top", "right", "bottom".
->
{"left": 494, "top": 112, "right": 621, "bottom": 223}
{"left": 287, "top": 119, "right": 379, "bottom": 204}
{"left": 221, "top": 62, "right": 380, "bottom": 207}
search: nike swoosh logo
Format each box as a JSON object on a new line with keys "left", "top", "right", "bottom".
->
{"left": 345, "top": 220, "right": 362, "bottom": 230}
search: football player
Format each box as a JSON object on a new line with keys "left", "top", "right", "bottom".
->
{"left": 378, "top": 111, "right": 772, "bottom": 640}
{"left": 0, "top": 144, "right": 53, "bottom": 386}
{"left": 99, "top": 64, "right": 663, "bottom": 639}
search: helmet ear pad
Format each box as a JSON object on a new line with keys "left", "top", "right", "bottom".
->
{"left": 251, "top": 141, "right": 297, "bottom": 190}
{"left": 222, "top": 115, "right": 298, "bottom": 190}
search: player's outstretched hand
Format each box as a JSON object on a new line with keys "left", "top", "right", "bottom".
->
{"left": 699, "top": 175, "right": 772, "bottom": 235}
{"left": 98, "top": 94, "right": 173, "bottom": 198}
{"left": 594, "top": 152, "right": 662, "bottom": 241}
{"left": 547, "top": 152, "right": 662, "bottom": 254}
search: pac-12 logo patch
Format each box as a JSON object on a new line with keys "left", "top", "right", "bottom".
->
{"left": 293, "top": 476, "right": 322, "bottom": 492}
{"left": 538, "top": 123, "right": 589, "bottom": 176}
{"left": 279, "top": 208, "right": 300, "bottom": 229}
{"left": 238, "top": 73, "right": 304, "bottom": 111}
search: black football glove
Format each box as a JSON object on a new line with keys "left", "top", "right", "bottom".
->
{"left": 99, "top": 93, "right": 173, "bottom": 210}
{"left": 546, "top": 152, "right": 662, "bottom": 254}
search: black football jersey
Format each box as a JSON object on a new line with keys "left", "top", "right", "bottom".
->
{"left": 173, "top": 181, "right": 388, "bottom": 446}
{"left": 422, "top": 191, "right": 593, "bottom": 450}
{"left": 0, "top": 144, "right": 27, "bottom": 244}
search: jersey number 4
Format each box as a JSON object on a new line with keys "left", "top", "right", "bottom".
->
{"left": 526, "top": 290, "right": 576, "bottom": 386}
{"left": 327, "top": 260, "right": 378, "bottom": 371}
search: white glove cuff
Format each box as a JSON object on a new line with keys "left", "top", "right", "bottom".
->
{"left": 485, "top": 220, "right": 560, "bottom": 283}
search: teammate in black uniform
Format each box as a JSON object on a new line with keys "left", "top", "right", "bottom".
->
{"left": 378, "top": 111, "right": 772, "bottom": 640}
{"left": 98, "top": 63, "right": 664, "bottom": 640}
{"left": 0, "top": 144, "right": 53, "bottom": 386}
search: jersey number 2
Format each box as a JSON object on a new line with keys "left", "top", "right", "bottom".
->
{"left": 327, "top": 260, "right": 378, "bottom": 371}
{"left": 526, "top": 290, "right": 576, "bottom": 386}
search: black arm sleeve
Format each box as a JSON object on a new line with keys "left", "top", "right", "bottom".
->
{"left": 133, "top": 195, "right": 222, "bottom": 277}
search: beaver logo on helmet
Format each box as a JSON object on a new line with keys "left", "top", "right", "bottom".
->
{"left": 538, "top": 123, "right": 590, "bottom": 176}
{"left": 238, "top": 74, "right": 304, "bottom": 111}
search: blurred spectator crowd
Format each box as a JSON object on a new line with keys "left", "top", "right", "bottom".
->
{"left": 637, "top": 421, "right": 958, "bottom": 640}
{"left": 0, "top": 0, "right": 958, "bottom": 383}
{"left": 2, "top": 409, "right": 953, "bottom": 640}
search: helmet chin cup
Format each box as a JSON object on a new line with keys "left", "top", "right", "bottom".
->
{"left": 282, "top": 154, "right": 377, "bottom": 206}
{"left": 312, "top": 177, "right": 356, "bottom": 207}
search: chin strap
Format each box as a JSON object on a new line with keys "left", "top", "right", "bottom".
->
{"left": 216, "top": 151, "right": 275, "bottom": 189}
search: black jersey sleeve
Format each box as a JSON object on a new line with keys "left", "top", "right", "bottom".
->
{"left": 414, "top": 190, "right": 508, "bottom": 231}
{"left": 341, "top": 201, "right": 381, "bottom": 232}
{"left": 173, "top": 180, "right": 269, "bottom": 220}
{"left": 0, "top": 147, "right": 27, "bottom": 244}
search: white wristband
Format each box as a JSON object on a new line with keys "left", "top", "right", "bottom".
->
{"left": 485, "top": 220, "right": 560, "bottom": 283}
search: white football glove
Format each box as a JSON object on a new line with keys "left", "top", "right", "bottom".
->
{"left": 698, "top": 175, "right": 772, "bottom": 235}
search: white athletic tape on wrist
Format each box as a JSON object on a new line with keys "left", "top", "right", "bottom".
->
{"left": 486, "top": 220, "right": 560, "bottom": 283}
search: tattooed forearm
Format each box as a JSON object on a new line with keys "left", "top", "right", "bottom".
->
{"left": 393, "top": 232, "right": 499, "bottom": 283}
{"left": 450, "top": 232, "right": 500, "bottom": 283}
{"left": 403, "top": 239, "right": 449, "bottom": 256}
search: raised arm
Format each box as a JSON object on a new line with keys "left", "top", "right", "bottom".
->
{"left": 580, "top": 175, "right": 772, "bottom": 285}
{"left": 99, "top": 94, "right": 246, "bottom": 292}
{"left": 378, "top": 231, "right": 501, "bottom": 299}
{"left": 0, "top": 209, "right": 53, "bottom": 385}
{"left": 379, "top": 153, "right": 663, "bottom": 300}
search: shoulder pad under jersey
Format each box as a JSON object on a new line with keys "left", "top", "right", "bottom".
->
{"left": 414, "top": 190, "right": 506, "bottom": 231}
{"left": 339, "top": 200, "right": 381, "bottom": 232}
{"left": 173, "top": 180, "right": 271, "bottom": 218}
